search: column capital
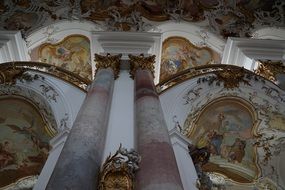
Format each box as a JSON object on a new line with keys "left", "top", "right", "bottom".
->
{"left": 95, "top": 53, "right": 122, "bottom": 79}
{"left": 128, "top": 54, "right": 155, "bottom": 79}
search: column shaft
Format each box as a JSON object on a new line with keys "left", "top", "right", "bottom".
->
{"left": 135, "top": 69, "right": 183, "bottom": 190}
{"left": 46, "top": 68, "right": 114, "bottom": 190}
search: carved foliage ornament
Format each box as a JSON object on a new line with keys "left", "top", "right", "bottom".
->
{"left": 128, "top": 54, "right": 155, "bottom": 79}
{"left": 98, "top": 144, "right": 141, "bottom": 190}
{"left": 0, "top": 65, "right": 43, "bottom": 85}
{"left": 255, "top": 60, "right": 285, "bottom": 82}
{"left": 95, "top": 53, "right": 122, "bottom": 79}
{"left": 197, "top": 66, "right": 263, "bottom": 89}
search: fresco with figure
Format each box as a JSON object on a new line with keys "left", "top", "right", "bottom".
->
{"left": 31, "top": 35, "right": 92, "bottom": 80}
{"left": 0, "top": 98, "right": 52, "bottom": 188}
{"left": 185, "top": 98, "right": 259, "bottom": 183}
{"left": 160, "top": 37, "right": 220, "bottom": 82}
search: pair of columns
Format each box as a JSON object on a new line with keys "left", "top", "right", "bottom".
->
{"left": 46, "top": 54, "right": 183, "bottom": 190}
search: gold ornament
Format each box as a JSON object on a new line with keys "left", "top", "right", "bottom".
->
{"left": 255, "top": 60, "right": 285, "bottom": 82}
{"left": 128, "top": 54, "right": 155, "bottom": 79}
{"left": 95, "top": 53, "right": 122, "bottom": 79}
{"left": 98, "top": 144, "right": 140, "bottom": 190}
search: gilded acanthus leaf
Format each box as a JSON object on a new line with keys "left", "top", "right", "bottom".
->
{"left": 255, "top": 60, "right": 285, "bottom": 82}
{"left": 128, "top": 54, "right": 155, "bottom": 79}
{"left": 95, "top": 53, "right": 122, "bottom": 79}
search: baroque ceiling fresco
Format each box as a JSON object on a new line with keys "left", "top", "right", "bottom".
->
{"left": 0, "top": 97, "right": 52, "bottom": 189}
{"left": 0, "top": 0, "right": 284, "bottom": 38}
{"left": 187, "top": 97, "right": 259, "bottom": 183}
{"left": 160, "top": 37, "right": 221, "bottom": 82}
{"left": 30, "top": 35, "right": 92, "bottom": 80}
{"left": 177, "top": 66, "right": 285, "bottom": 189}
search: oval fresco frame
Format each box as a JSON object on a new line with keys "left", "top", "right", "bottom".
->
{"left": 184, "top": 96, "right": 262, "bottom": 183}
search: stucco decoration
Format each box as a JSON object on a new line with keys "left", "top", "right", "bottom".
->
{"left": 31, "top": 35, "right": 92, "bottom": 80}
{"left": 0, "top": 0, "right": 284, "bottom": 38}
{"left": 255, "top": 60, "right": 285, "bottom": 90}
{"left": 185, "top": 97, "right": 259, "bottom": 183}
{"left": 160, "top": 37, "right": 220, "bottom": 82}
{"left": 175, "top": 71, "right": 285, "bottom": 188}
{"left": 0, "top": 97, "right": 52, "bottom": 189}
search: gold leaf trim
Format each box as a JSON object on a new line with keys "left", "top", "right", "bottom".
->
{"left": 95, "top": 53, "right": 122, "bottom": 79}
{"left": 128, "top": 54, "right": 155, "bottom": 79}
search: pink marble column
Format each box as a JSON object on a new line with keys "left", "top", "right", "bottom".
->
{"left": 130, "top": 54, "right": 183, "bottom": 190}
{"left": 46, "top": 54, "right": 121, "bottom": 190}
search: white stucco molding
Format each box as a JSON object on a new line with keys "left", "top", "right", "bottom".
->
{"left": 222, "top": 37, "right": 285, "bottom": 70}
{"left": 0, "top": 30, "right": 30, "bottom": 62}
{"left": 92, "top": 31, "right": 162, "bottom": 83}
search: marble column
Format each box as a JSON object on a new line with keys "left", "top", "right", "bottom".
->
{"left": 46, "top": 54, "right": 121, "bottom": 190}
{"left": 129, "top": 54, "right": 184, "bottom": 190}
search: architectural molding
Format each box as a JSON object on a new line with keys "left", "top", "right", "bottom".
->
{"left": 222, "top": 37, "right": 285, "bottom": 70}
{"left": 0, "top": 30, "right": 30, "bottom": 62}
{"left": 92, "top": 31, "right": 161, "bottom": 83}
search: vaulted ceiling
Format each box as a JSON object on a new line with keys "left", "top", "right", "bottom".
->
{"left": 0, "top": 0, "right": 284, "bottom": 38}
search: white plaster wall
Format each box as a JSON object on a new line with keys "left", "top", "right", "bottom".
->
{"left": 18, "top": 72, "right": 86, "bottom": 130}
{"left": 103, "top": 70, "right": 135, "bottom": 160}
{"left": 39, "top": 73, "right": 86, "bottom": 124}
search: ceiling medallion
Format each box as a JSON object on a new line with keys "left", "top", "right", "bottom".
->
{"left": 128, "top": 54, "right": 156, "bottom": 79}
{"left": 94, "top": 53, "right": 122, "bottom": 79}
{"left": 98, "top": 144, "right": 140, "bottom": 190}
{"left": 255, "top": 60, "right": 285, "bottom": 82}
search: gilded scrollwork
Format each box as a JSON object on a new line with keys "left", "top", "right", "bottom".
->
{"left": 156, "top": 65, "right": 268, "bottom": 93}
{"left": 128, "top": 54, "right": 156, "bottom": 79}
{"left": 255, "top": 60, "right": 285, "bottom": 82}
{"left": 94, "top": 53, "right": 122, "bottom": 79}
{"left": 0, "top": 62, "right": 90, "bottom": 91}
{"left": 214, "top": 67, "right": 250, "bottom": 89}
{"left": 0, "top": 65, "right": 43, "bottom": 85}
{"left": 98, "top": 144, "right": 140, "bottom": 190}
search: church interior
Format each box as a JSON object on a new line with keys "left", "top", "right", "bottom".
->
{"left": 0, "top": 0, "right": 285, "bottom": 189}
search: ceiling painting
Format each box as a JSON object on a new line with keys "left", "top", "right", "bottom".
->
{"left": 0, "top": 0, "right": 283, "bottom": 38}
{"left": 31, "top": 35, "right": 92, "bottom": 80}
{"left": 160, "top": 37, "right": 220, "bottom": 82}
{"left": 0, "top": 97, "right": 52, "bottom": 189}
{"left": 185, "top": 97, "right": 259, "bottom": 183}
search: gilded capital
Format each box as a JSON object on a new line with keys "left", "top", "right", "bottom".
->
{"left": 95, "top": 53, "right": 122, "bottom": 79}
{"left": 128, "top": 54, "right": 155, "bottom": 79}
